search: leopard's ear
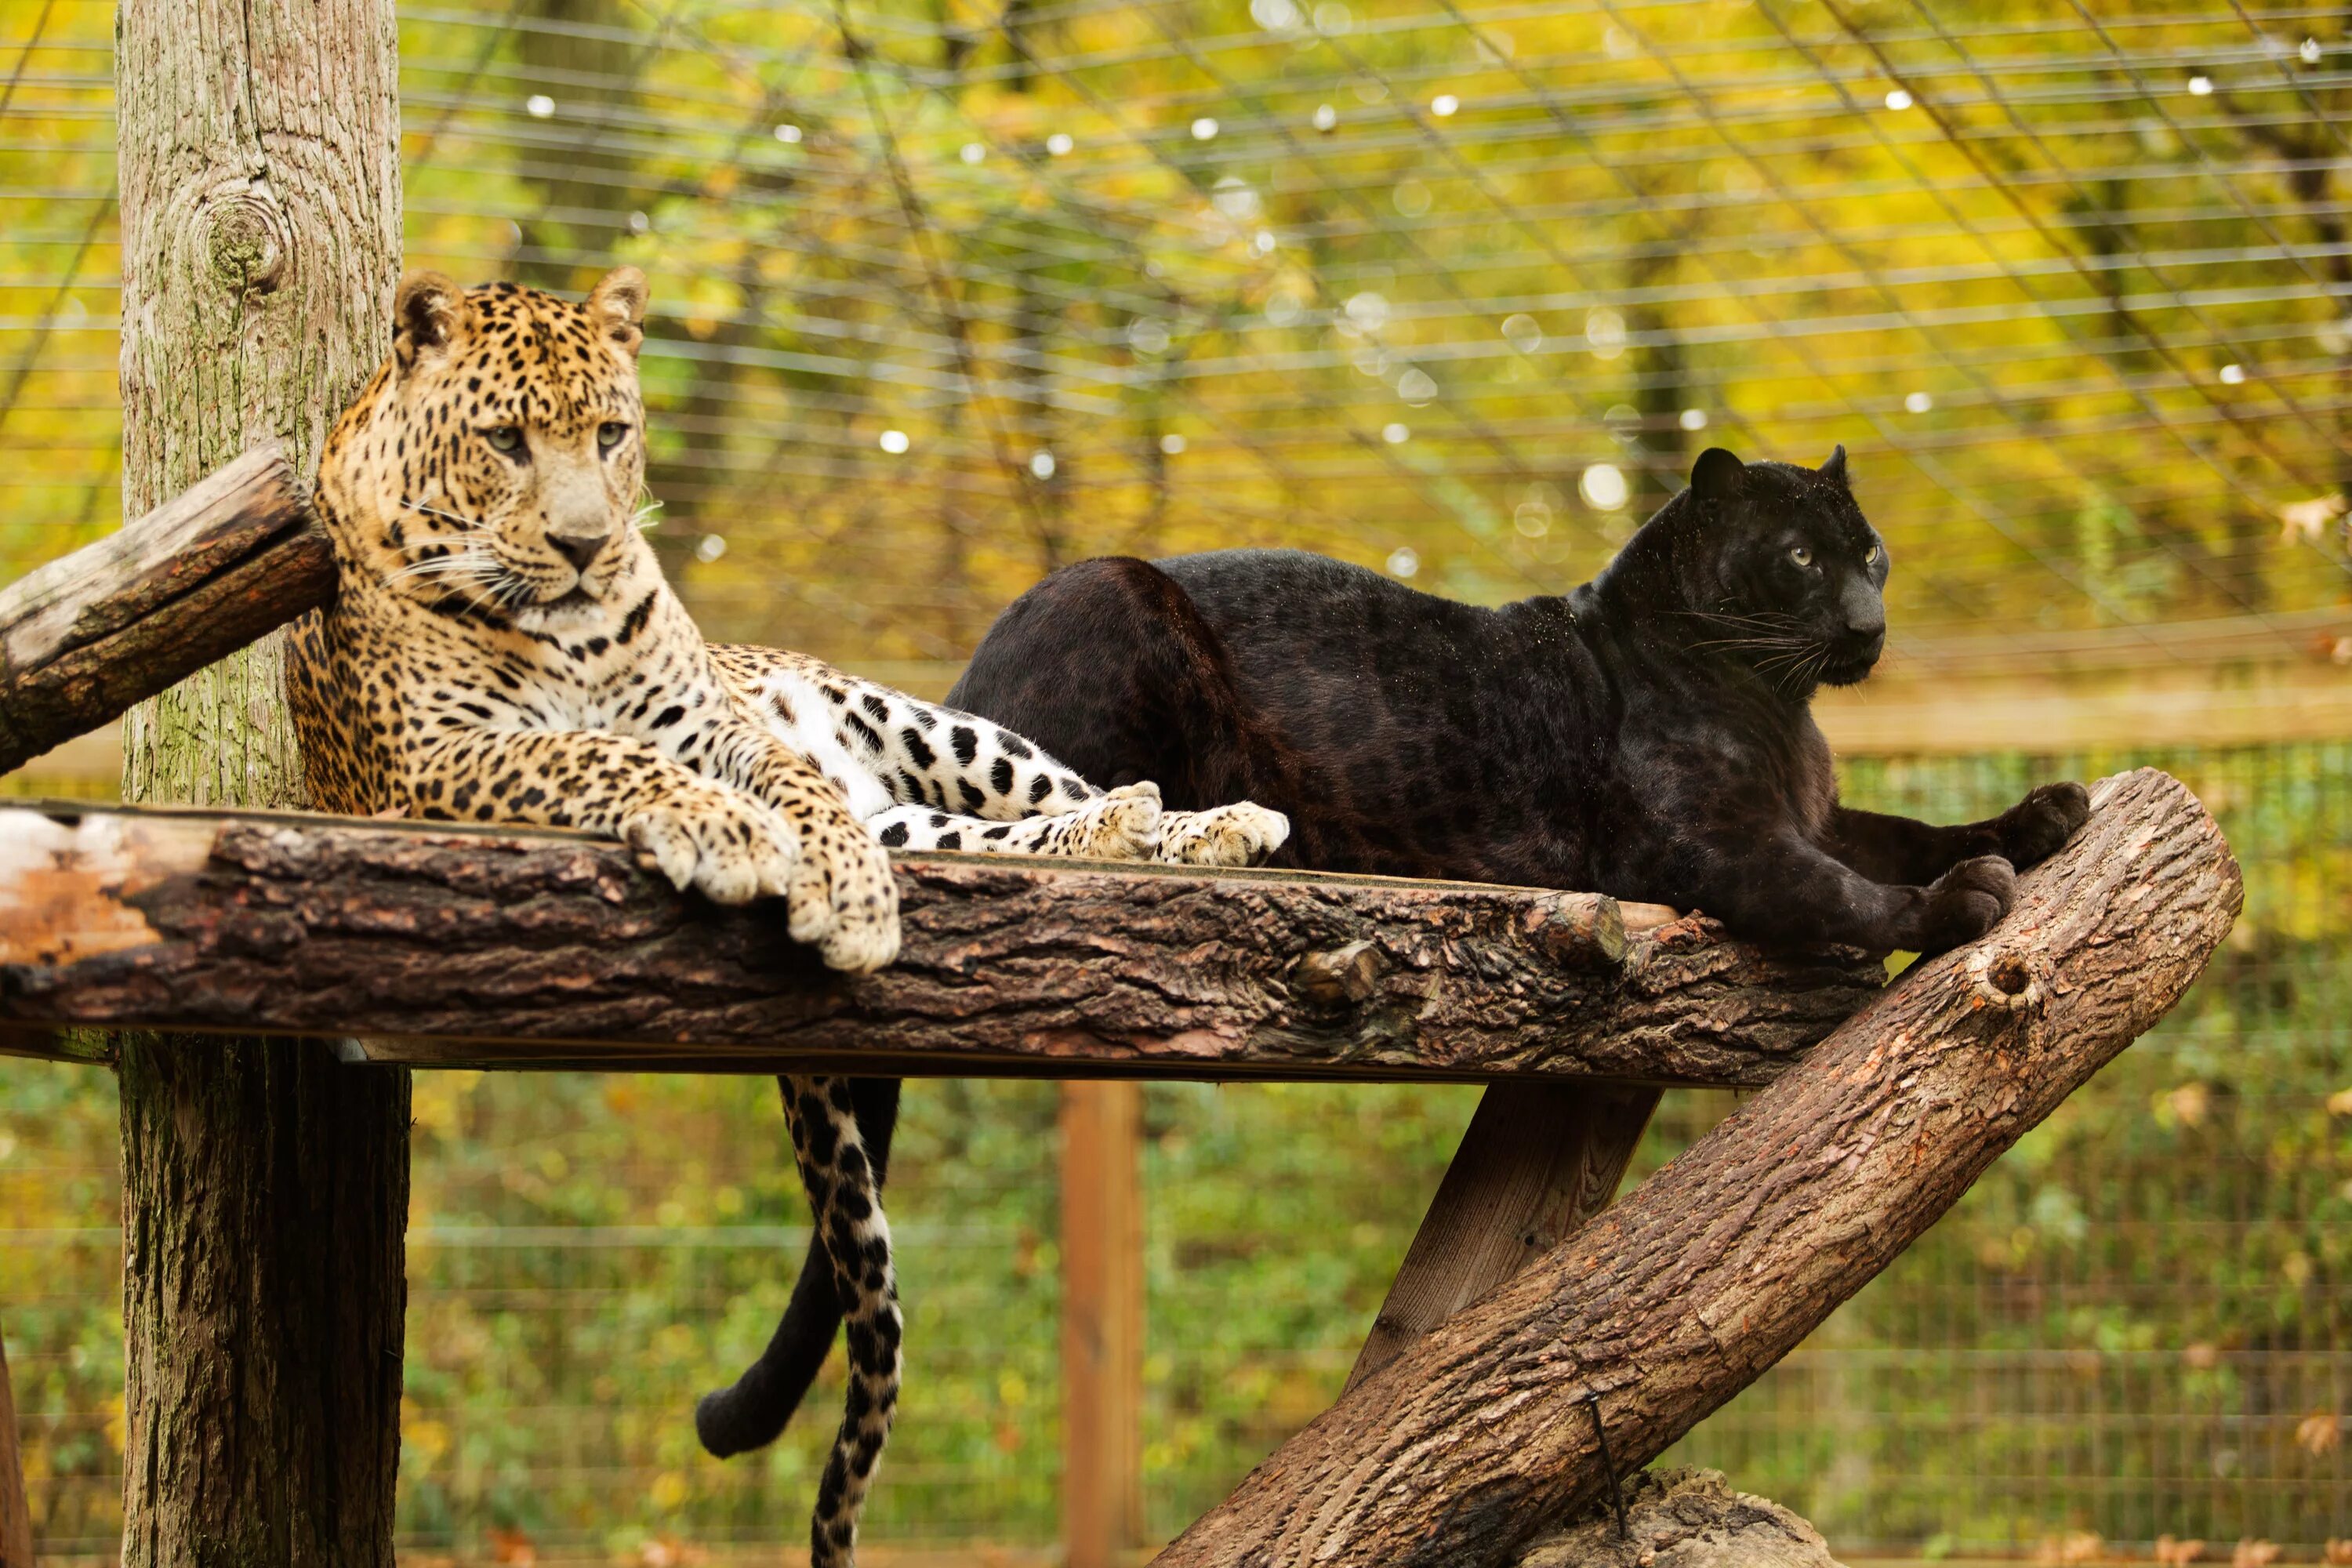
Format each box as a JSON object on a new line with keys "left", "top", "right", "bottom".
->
{"left": 1820, "top": 443, "right": 1850, "bottom": 488}
{"left": 586, "top": 266, "right": 648, "bottom": 359}
{"left": 1690, "top": 446, "right": 1747, "bottom": 506}
{"left": 393, "top": 270, "right": 466, "bottom": 372}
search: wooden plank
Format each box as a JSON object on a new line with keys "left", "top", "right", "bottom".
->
{"left": 1061, "top": 1081, "right": 1144, "bottom": 1568}
{"left": 1158, "top": 769, "right": 2241, "bottom": 1568}
{"left": 0, "top": 804, "right": 1882, "bottom": 1084}
{"left": 0, "top": 443, "right": 329, "bottom": 776}
{"left": 1342, "top": 1080, "right": 1661, "bottom": 1394}
{"left": 0, "top": 1328, "right": 30, "bottom": 1568}
{"left": 1813, "top": 660, "right": 2352, "bottom": 754}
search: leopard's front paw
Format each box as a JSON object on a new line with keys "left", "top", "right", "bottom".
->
{"left": 622, "top": 789, "right": 798, "bottom": 906}
{"left": 1056, "top": 781, "right": 1163, "bottom": 860}
{"left": 782, "top": 811, "right": 901, "bottom": 974}
{"left": 1156, "top": 802, "right": 1290, "bottom": 866}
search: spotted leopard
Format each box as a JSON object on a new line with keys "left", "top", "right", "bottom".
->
{"left": 285, "top": 267, "right": 1286, "bottom": 1566}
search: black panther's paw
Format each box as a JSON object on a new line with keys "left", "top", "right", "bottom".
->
{"left": 1918, "top": 854, "right": 2017, "bottom": 952}
{"left": 1996, "top": 782, "right": 2091, "bottom": 869}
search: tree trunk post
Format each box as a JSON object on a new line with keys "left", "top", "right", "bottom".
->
{"left": 112, "top": 3, "right": 408, "bottom": 1565}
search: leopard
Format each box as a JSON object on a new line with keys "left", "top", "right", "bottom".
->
{"left": 284, "top": 265, "right": 1287, "bottom": 1567}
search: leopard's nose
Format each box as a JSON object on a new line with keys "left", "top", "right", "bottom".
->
{"left": 550, "top": 528, "right": 609, "bottom": 572}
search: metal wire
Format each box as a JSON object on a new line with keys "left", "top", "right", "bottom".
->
{"left": 24, "top": 0, "right": 2340, "bottom": 674}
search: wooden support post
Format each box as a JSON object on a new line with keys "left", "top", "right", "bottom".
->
{"left": 1062, "top": 1081, "right": 1145, "bottom": 1568}
{"left": 1156, "top": 770, "right": 2240, "bottom": 1568}
{"left": 1345, "top": 1080, "right": 1661, "bottom": 1393}
{"left": 0, "top": 1330, "right": 30, "bottom": 1568}
{"left": 112, "top": 2, "right": 407, "bottom": 1564}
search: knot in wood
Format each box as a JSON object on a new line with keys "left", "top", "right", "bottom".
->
{"left": 1523, "top": 891, "right": 1628, "bottom": 971}
{"left": 1294, "top": 938, "right": 1384, "bottom": 1007}
{"left": 1967, "top": 946, "right": 2043, "bottom": 1011}
{"left": 205, "top": 191, "right": 290, "bottom": 294}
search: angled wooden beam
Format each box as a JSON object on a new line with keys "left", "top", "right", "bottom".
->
{"left": 1155, "top": 768, "right": 2240, "bottom": 1568}
{"left": 1343, "top": 1080, "right": 1661, "bottom": 1394}
{"left": 0, "top": 442, "right": 330, "bottom": 776}
{"left": 0, "top": 803, "right": 1883, "bottom": 1083}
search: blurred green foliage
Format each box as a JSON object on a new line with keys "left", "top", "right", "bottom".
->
{"left": 5, "top": 0, "right": 2351, "bottom": 675}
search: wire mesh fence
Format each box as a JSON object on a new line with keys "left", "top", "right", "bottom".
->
{"left": 3, "top": 0, "right": 2350, "bottom": 1560}
{"left": 3, "top": 743, "right": 2347, "bottom": 1561}
{"left": 5, "top": 0, "right": 2352, "bottom": 694}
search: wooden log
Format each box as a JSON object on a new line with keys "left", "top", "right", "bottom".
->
{"left": 1156, "top": 768, "right": 2239, "bottom": 1568}
{"left": 1343, "top": 1081, "right": 1661, "bottom": 1393}
{"left": 0, "top": 1328, "right": 28, "bottom": 1568}
{"left": 0, "top": 804, "right": 1882, "bottom": 1083}
{"left": 0, "top": 443, "right": 328, "bottom": 777}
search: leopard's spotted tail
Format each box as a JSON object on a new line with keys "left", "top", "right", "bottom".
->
{"left": 779, "top": 1074, "right": 901, "bottom": 1568}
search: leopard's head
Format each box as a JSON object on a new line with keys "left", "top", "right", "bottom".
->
{"left": 321, "top": 267, "right": 655, "bottom": 630}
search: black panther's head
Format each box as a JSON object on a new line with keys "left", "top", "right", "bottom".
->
{"left": 1667, "top": 444, "right": 1889, "bottom": 690}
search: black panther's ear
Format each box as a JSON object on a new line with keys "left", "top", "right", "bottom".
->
{"left": 1690, "top": 447, "right": 1747, "bottom": 506}
{"left": 393, "top": 270, "right": 466, "bottom": 372}
{"left": 1820, "top": 444, "right": 1850, "bottom": 488}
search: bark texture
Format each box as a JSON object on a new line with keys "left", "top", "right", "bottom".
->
{"left": 117, "top": 1036, "right": 409, "bottom": 1567}
{"left": 0, "top": 808, "right": 1882, "bottom": 1083}
{"left": 1511, "top": 1469, "right": 1846, "bottom": 1568}
{"left": 1157, "top": 768, "right": 2238, "bottom": 1568}
{"left": 113, "top": 2, "right": 407, "bottom": 1564}
{"left": 0, "top": 445, "right": 325, "bottom": 775}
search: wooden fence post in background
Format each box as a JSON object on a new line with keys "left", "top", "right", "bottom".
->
{"left": 112, "top": 2, "right": 408, "bottom": 1563}
{"left": 1062, "top": 1082, "right": 1145, "bottom": 1568}
{"left": 1, "top": 1330, "right": 30, "bottom": 1568}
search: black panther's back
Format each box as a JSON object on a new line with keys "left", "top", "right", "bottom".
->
{"left": 949, "top": 549, "right": 1598, "bottom": 885}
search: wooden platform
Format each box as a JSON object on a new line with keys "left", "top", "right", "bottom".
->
{"left": 0, "top": 800, "right": 1883, "bottom": 1082}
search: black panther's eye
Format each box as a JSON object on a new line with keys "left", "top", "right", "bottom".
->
{"left": 597, "top": 421, "right": 630, "bottom": 452}
{"left": 485, "top": 426, "right": 525, "bottom": 456}
{"left": 1864, "top": 544, "right": 1881, "bottom": 566}
{"left": 1789, "top": 546, "right": 1814, "bottom": 568}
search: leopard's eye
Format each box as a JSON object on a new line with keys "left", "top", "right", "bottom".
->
{"left": 1864, "top": 544, "right": 1882, "bottom": 566}
{"left": 597, "top": 421, "right": 629, "bottom": 452}
{"left": 1789, "top": 545, "right": 1814, "bottom": 568}
{"left": 485, "top": 426, "right": 525, "bottom": 456}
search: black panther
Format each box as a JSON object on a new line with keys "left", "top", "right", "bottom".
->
{"left": 695, "top": 444, "right": 2089, "bottom": 1457}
